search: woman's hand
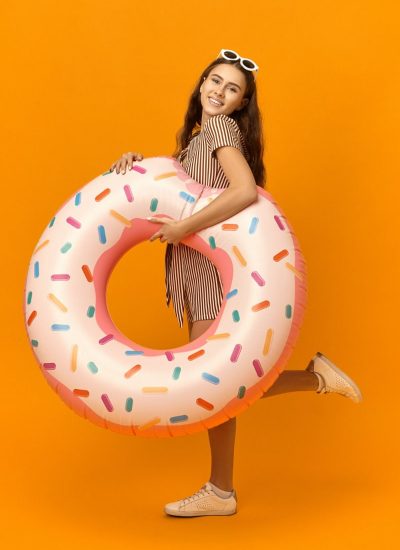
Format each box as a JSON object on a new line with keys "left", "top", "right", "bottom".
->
{"left": 147, "top": 216, "right": 189, "bottom": 246}
{"left": 110, "top": 151, "right": 144, "bottom": 174}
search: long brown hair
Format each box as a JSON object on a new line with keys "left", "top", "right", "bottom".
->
{"left": 172, "top": 57, "right": 267, "bottom": 188}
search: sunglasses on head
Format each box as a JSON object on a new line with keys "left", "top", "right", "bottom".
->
{"left": 218, "top": 49, "right": 259, "bottom": 78}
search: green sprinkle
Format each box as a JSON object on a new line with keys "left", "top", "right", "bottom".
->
{"left": 31, "top": 339, "right": 38, "bottom": 347}
{"left": 232, "top": 310, "right": 240, "bottom": 322}
{"left": 237, "top": 386, "right": 246, "bottom": 399}
{"left": 285, "top": 304, "right": 292, "bottom": 318}
{"left": 27, "top": 291, "right": 32, "bottom": 305}
{"left": 87, "top": 361, "right": 98, "bottom": 374}
{"left": 125, "top": 397, "right": 134, "bottom": 412}
{"left": 209, "top": 236, "right": 216, "bottom": 249}
{"left": 87, "top": 306, "right": 95, "bottom": 318}
{"left": 60, "top": 242, "right": 72, "bottom": 253}
{"left": 172, "top": 367, "right": 181, "bottom": 380}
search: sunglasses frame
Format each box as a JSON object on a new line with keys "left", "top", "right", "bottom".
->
{"left": 218, "top": 49, "right": 259, "bottom": 78}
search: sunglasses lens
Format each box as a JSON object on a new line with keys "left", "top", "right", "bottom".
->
{"left": 223, "top": 50, "right": 238, "bottom": 60}
{"left": 242, "top": 59, "right": 256, "bottom": 70}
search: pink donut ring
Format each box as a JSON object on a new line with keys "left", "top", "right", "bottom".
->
{"left": 24, "top": 156, "right": 307, "bottom": 438}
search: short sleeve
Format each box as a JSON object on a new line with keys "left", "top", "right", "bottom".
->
{"left": 204, "top": 114, "right": 244, "bottom": 158}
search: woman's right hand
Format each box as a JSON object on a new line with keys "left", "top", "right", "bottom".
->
{"left": 110, "top": 151, "right": 144, "bottom": 174}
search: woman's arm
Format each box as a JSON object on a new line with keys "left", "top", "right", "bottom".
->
{"left": 179, "top": 146, "right": 259, "bottom": 238}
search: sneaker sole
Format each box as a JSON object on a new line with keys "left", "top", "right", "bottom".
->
{"left": 314, "top": 352, "right": 363, "bottom": 403}
{"left": 164, "top": 507, "right": 237, "bottom": 517}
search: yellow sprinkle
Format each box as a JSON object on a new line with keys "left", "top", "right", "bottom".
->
{"left": 154, "top": 171, "right": 177, "bottom": 181}
{"left": 263, "top": 328, "right": 273, "bottom": 355}
{"left": 48, "top": 293, "right": 67, "bottom": 312}
{"left": 137, "top": 417, "right": 161, "bottom": 430}
{"left": 71, "top": 344, "right": 78, "bottom": 372}
{"left": 232, "top": 245, "right": 247, "bottom": 266}
{"left": 285, "top": 262, "right": 303, "bottom": 280}
{"left": 34, "top": 239, "right": 50, "bottom": 254}
{"left": 206, "top": 333, "right": 230, "bottom": 340}
{"left": 109, "top": 209, "right": 132, "bottom": 226}
{"left": 142, "top": 387, "right": 168, "bottom": 393}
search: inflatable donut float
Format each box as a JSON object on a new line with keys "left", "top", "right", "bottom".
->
{"left": 23, "top": 156, "right": 307, "bottom": 438}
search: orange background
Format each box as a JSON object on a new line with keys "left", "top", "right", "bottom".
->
{"left": 2, "top": 0, "right": 399, "bottom": 547}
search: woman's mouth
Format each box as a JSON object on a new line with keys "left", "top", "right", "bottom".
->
{"left": 209, "top": 97, "right": 223, "bottom": 107}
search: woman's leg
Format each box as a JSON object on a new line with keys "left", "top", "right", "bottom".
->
{"left": 189, "top": 319, "right": 321, "bottom": 492}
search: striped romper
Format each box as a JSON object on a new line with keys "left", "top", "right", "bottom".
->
{"left": 165, "top": 113, "right": 250, "bottom": 328}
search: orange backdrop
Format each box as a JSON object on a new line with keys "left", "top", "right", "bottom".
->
{"left": 2, "top": 0, "right": 399, "bottom": 547}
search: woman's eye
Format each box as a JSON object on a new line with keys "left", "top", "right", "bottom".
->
{"left": 230, "top": 87, "right": 237, "bottom": 92}
{"left": 212, "top": 78, "right": 219, "bottom": 84}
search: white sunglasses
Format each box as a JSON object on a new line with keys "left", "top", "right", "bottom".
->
{"left": 218, "top": 49, "right": 259, "bottom": 78}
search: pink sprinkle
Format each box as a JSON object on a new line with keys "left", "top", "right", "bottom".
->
{"left": 165, "top": 351, "right": 174, "bottom": 361}
{"left": 251, "top": 271, "right": 265, "bottom": 286}
{"left": 230, "top": 344, "right": 242, "bottom": 363}
{"left": 132, "top": 165, "right": 146, "bottom": 174}
{"left": 66, "top": 216, "right": 81, "bottom": 228}
{"left": 43, "top": 362, "right": 56, "bottom": 370}
{"left": 101, "top": 394, "right": 114, "bottom": 412}
{"left": 253, "top": 359, "right": 264, "bottom": 377}
{"left": 124, "top": 184, "right": 134, "bottom": 202}
{"left": 99, "top": 334, "right": 114, "bottom": 345}
{"left": 51, "top": 274, "right": 70, "bottom": 281}
{"left": 274, "top": 215, "right": 285, "bottom": 230}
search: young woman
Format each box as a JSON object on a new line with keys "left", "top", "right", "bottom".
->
{"left": 110, "top": 49, "right": 362, "bottom": 517}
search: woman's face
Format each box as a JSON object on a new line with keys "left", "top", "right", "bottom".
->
{"left": 199, "top": 63, "right": 249, "bottom": 124}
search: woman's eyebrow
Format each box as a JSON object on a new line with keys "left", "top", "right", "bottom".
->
{"left": 210, "top": 73, "right": 242, "bottom": 90}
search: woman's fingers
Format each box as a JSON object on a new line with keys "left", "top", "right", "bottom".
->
{"left": 110, "top": 152, "right": 144, "bottom": 175}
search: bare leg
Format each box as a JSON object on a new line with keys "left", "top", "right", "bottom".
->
{"left": 261, "top": 369, "right": 319, "bottom": 397}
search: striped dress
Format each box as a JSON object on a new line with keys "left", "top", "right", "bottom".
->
{"left": 165, "top": 113, "right": 250, "bottom": 328}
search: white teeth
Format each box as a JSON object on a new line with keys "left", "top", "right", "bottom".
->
{"left": 209, "top": 97, "right": 223, "bottom": 106}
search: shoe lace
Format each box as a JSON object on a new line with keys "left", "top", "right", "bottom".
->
{"left": 181, "top": 484, "right": 210, "bottom": 505}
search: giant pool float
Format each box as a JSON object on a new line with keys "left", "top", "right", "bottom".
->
{"left": 23, "top": 156, "right": 307, "bottom": 438}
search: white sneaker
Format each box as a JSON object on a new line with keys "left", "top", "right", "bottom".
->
{"left": 306, "top": 352, "right": 363, "bottom": 403}
{"left": 164, "top": 482, "right": 237, "bottom": 517}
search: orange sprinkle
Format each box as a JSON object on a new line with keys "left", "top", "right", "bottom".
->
{"left": 82, "top": 264, "right": 93, "bottom": 282}
{"left": 206, "top": 333, "right": 230, "bottom": 340}
{"left": 27, "top": 310, "right": 37, "bottom": 326}
{"left": 95, "top": 188, "right": 111, "bottom": 201}
{"left": 154, "top": 171, "right": 177, "bottom": 181}
{"left": 196, "top": 398, "right": 214, "bottom": 411}
{"left": 285, "top": 262, "right": 303, "bottom": 280}
{"left": 110, "top": 209, "right": 132, "bottom": 226}
{"left": 273, "top": 249, "right": 289, "bottom": 262}
{"left": 232, "top": 245, "right": 247, "bottom": 266}
{"left": 73, "top": 389, "right": 89, "bottom": 397}
{"left": 142, "top": 387, "right": 168, "bottom": 393}
{"left": 48, "top": 293, "right": 67, "bottom": 312}
{"left": 34, "top": 239, "right": 50, "bottom": 254}
{"left": 124, "top": 364, "right": 142, "bottom": 378}
{"left": 222, "top": 224, "right": 238, "bottom": 231}
{"left": 188, "top": 349, "right": 205, "bottom": 361}
{"left": 251, "top": 300, "right": 270, "bottom": 312}
{"left": 71, "top": 344, "right": 78, "bottom": 372}
{"left": 263, "top": 329, "right": 273, "bottom": 355}
{"left": 137, "top": 417, "right": 161, "bottom": 430}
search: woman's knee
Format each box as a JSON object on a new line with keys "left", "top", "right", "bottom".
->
{"left": 189, "top": 319, "right": 215, "bottom": 341}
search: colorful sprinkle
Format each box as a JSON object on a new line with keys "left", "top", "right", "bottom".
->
{"left": 230, "top": 344, "right": 242, "bottom": 362}
{"left": 81, "top": 265, "right": 93, "bottom": 282}
{"left": 51, "top": 274, "right": 70, "bottom": 281}
{"left": 66, "top": 216, "right": 81, "bottom": 229}
{"left": 31, "top": 339, "right": 38, "bottom": 347}
{"left": 249, "top": 217, "right": 259, "bottom": 234}
{"left": 172, "top": 367, "right": 181, "bottom": 380}
{"left": 74, "top": 192, "right": 81, "bottom": 206}
{"left": 274, "top": 215, "right": 285, "bottom": 230}
{"left": 95, "top": 188, "right": 111, "bottom": 202}
{"left": 51, "top": 324, "right": 70, "bottom": 331}
{"left": 101, "top": 394, "right": 114, "bottom": 412}
{"left": 209, "top": 236, "right": 216, "bottom": 249}
{"left": 43, "top": 362, "right": 56, "bottom": 370}
{"left": 165, "top": 351, "right": 174, "bottom": 361}
{"left": 237, "top": 386, "right": 246, "bottom": 399}
{"left": 222, "top": 223, "right": 238, "bottom": 231}
{"left": 99, "top": 334, "right": 113, "bottom": 345}
{"left": 154, "top": 171, "right": 176, "bottom": 180}
{"left": 27, "top": 291, "right": 32, "bottom": 305}
{"left": 142, "top": 387, "right": 168, "bottom": 393}
{"left": 251, "top": 271, "right": 265, "bottom": 286}
{"left": 71, "top": 344, "right": 78, "bottom": 372}
{"left": 170, "top": 415, "right": 189, "bottom": 424}
{"left": 34, "top": 240, "right": 50, "bottom": 254}
{"left": 232, "top": 310, "right": 240, "bottom": 322}
{"left": 196, "top": 397, "right": 214, "bottom": 410}
{"left": 98, "top": 225, "right": 106, "bottom": 244}
{"left": 34, "top": 261, "right": 39, "bottom": 278}
{"left": 207, "top": 333, "right": 230, "bottom": 340}
{"left": 251, "top": 300, "right": 270, "bottom": 312}
{"left": 125, "top": 350, "right": 144, "bottom": 356}
{"left": 125, "top": 398, "right": 133, "bottom": 412}
{"left": 179, "top": 191, "right": 196, "bottom": 203}
{"left": 110, "top": 209, "right": 131, "bottom": 226}
{"left": 124, "top": 184, "right": 134, "bottom": 202}
{"left": 73, "top": 388, "right": 89, "bottom": 397}
{"left": 87, "top": 361, "right": 98, "bottom": 374}
{"left": 150, "top": 198, "right": 158, "bottom": 212}
{"left": 87, "top": 305, "right": 95, "bottom": 318}
{"left": 132, "top": 165, "right": 146, "bottom": 174}
{"left": 263, "top": 329, "right": 273, "bottom": 355}
{"left": 48, "top": 293, "right": 67, "bottom": 312}
{"left": 188, "top": 349, "right": 205, "bottom": 361}
{"left": 232, "top": 245, "right": 247, "bottom": 266}
{"left": 60, "top": 242, "right": 72, "bottom": 253}
{"left": 285, "top": 262, "right": 303, "bottom": 280}
{"left": 285, "top": 304, "right": 292, "bottom": 318}
{"left": 226, "top": 288, "right": 238, "bottom": 299}
{"left": 27, "top": 311, "right": 37, "bottom": 326}
{"left": 49, "top": 217, "right": 56, "bottom": 228}
{"left": 137, "top": 417, "right": 161, "bottom": 431}
{"left": 273, "top": 249, "right": 289, "bottom": 262}
{"left": 253, "top": 359, "right": 264, "bottom": 377}
{"left": 124, "top": 364, "right": 141, "bottom": 378}
{"left": 202, "top": 372, "right": 220, "bottom": 385}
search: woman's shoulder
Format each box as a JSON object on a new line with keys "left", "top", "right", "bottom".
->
{"left": 203, "top": 114, "right": 242, "bottom": 134}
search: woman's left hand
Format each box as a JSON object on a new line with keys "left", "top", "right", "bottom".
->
{"left": 147, "top": 217, "right": 188, "bottom": 246}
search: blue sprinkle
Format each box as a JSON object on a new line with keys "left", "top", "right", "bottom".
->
{"left": 202, "top": 372, "right": 220, "bottom": 385}
{"left": 74, "top": 192, "right": 81, "bottom": 206}
{"left": 51, "top": 324, "right": 70, "bottom": 331}
{"left": 150, "top": 198, "right": 158, "bottom": 212}
{"left": 226, "top": 288, "right": 238, "bottom": 300}
{"left": 249, "top": 217, "right": 259, "bottom": 234}
{"left": 27, "top": 291, "right": 32, "bottom": 305}
{"left": 87, "top": 361, "right": 98, "bottom": 373}
{"left": 125, "top": 350, "right": 145, "bottom": 356}
{"left": 31, "top": 339, "right": 38, "bottom": 347}
{"left": 125, "top": 397, "right": 134, "bottom": 412}
{"left": 49, "top": 217, "right": 56, "bottom": 228}
{"left": 34, "top": 261, "right": 39, "bottom": 278}
{"left": 209, "top": 236, "right": 216, "bottom": 249}
{"left": 285, "top": 304, "right": 292, "bottom": 318}
{"left": 60, "top": 242, "right": 72, "bottom": 253}
{"left": 87, "top": 306, "right": 95, "bottom": 318}
{"left": 179, "top": 191, "right": 195, "bottom": 203}
{"left": 98, "top": 225, "right": 106, "bottom": 244}
{"left": 232, "top": 310, "right": 240, "bottom": 322}
{"left": 172, "top": 367, "right": 181, "bottom": 380}
{"left": 170, "top": 414, "right": 189, "bottom": 424}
